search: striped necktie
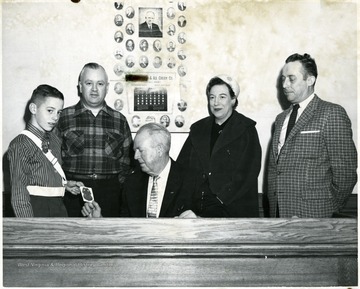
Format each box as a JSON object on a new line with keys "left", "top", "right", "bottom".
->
{"left": 148, "top": 176, "right": 159, "bottom": 218}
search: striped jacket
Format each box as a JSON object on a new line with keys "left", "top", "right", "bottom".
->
{"left": 8, "top": 124, "right": 64, "bottom": 217}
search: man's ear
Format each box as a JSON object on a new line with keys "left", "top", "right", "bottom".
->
{"left": 306, "top": 75, "right": 316, "bottom": 87}
{"left": 29, "top": 103, "right": 37, "bottom": 114}
{"left": 156, "top": 145, "right": 164, "bottom": 157}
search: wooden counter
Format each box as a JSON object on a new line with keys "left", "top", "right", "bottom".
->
{"left": 3, "top": 218, "right": 357, "bottom": 287}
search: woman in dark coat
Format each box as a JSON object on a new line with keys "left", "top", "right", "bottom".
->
{"left": 177, "top": 75, "right": 261, "bottom": 217}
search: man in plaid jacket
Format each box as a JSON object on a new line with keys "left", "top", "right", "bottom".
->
{"left": 267, "top": 53, "right": 357, "bottom": 218}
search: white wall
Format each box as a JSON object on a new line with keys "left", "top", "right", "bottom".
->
{"left": 2, "top": 0, "right": 358, "bottom": 193}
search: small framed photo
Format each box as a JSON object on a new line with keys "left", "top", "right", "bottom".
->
{"left": 80, "top": 186, "right": 94, "bottom": 203}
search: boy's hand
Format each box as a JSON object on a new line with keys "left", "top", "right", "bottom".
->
{"left": 65, "top": 180, "right": 84, "bottom": 195}
{"left": 81, "top": 201, "right": 102, "bottom": 218}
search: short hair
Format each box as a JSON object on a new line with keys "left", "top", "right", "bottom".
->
{"left": 78, "top": 62, "right": 108, "bottom": 83}
{"left": 205, "top": 77, "right": 238, "bottom": 109}
{"left": 137, "top": 123, "right": 171, "bottom": 153}
{"left": 145, "top": 11, "right": 155, "bottom": 18}
{"left": 285, "top": 53, "right": 318, "bottom": 81}
{"left": 30, "top": 84, "right": 64, "bottom": 106}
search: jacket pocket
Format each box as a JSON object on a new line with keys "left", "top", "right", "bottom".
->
{"left": 297, "top": 132, "right": 323, "bottom": 159}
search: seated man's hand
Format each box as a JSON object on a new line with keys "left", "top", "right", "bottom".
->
{"left": 65, "top": 180, "right": 84, "bottom": 195}
{"left": 81, "top": 201, "right": 102, "bottom": 218}
{"left": 176, "top": 209, "right": 198, "bottom": 219}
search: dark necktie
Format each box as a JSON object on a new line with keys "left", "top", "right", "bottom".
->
{"left": 41, "top": 133, "right": 50, "bottom": 153}
{"left": 285, "top": 104, "right": 300, "bottom": 140}
{"left": 148, "top": 176, "right": 159, "bottom": 218}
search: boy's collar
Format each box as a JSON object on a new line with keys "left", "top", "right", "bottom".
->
{"left": 27, "top": 123, "right": 48, "bottom": 140}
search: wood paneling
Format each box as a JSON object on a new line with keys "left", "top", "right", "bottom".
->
{"left": 3, "top": 218, "right": 357, "bottom": 287}
{"left": 3, "top": 192, "right": 358, "bottom": 217}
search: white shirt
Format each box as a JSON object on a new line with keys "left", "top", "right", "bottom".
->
{"left": 146, "top": 159, "right": 171, "bottom": 218}
{"left": 278, "top": 93, "right": 315, "bottom": 154}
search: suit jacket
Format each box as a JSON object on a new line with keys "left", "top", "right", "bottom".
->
{"left": 120, "top": 159, "right": 194, "bottom": 217}
{"left": 139, "top": 22, "right": 162, "bottom": 38}
{"left": 177, "top": 111, "right": 262, "bottom": 217}
{"left": 267, "top": 95, "right": 357, "bottom": 218}
{"left": 178, "top": 20, "right": 187, "bottom": 27}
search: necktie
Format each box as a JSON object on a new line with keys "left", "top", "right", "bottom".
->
{"left": 148, "top": 176, "right": 159, "bottom": 218}
{"left": 149, "top": 24, "right": 152, "bottom": 30}
{"left": 285, "top": 104, "right": 300, "bottom": 140}
{"left": 41, "top": 133, "right": 50, "bottom": 153}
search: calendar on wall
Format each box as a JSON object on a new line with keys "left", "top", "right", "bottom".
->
{"left": 134, "top": 88, "right": 168, "bottom": 112}
{"left": 110, "top": 1, "right": 188, "bottom": 132}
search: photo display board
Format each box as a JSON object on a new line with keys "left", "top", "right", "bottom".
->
{"left": 111, "top": 1, "right": 188, "bottom": 132}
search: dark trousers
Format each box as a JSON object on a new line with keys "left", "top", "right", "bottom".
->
{"left": 30, "top": 196, "right": 68, "bottom": 217}
{"left": 64, "top": 177, "right": 122, "bottom": 217}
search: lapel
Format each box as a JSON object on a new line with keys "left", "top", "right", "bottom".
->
{"left": 212, "top": 111, "right": 247, "bottom": 155}
{"left": 128, "top": 169, "right": 149, "bottom": 217}
{"left": 159, "top": 159, "right": 181, "bottom": 216}
{"left": 275, "top": 95, "right": 320, "bottom": 159}
{"left": 285, "top": 95, "right": 319, "bottom": 143}
{"left": 273, "top": 109, "right": 290, "bottom": 159}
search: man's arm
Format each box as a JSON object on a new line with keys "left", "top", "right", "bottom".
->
{"left": 119, "top": 179, "right": 131, "bottom": 217}
{"left": 325, "top": 105, "right": 357, "bottom": 209}
{"left": 154, "top": 24, "right": 163, "bottom": 37}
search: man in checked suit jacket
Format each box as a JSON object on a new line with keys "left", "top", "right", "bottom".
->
{"left": 267, "top": 53, "right": 357, "bottom": 218}
{"left": 82, "top": 123, "right": 197, "bottom": 218}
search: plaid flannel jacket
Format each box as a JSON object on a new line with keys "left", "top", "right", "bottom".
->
{"left": 56, "top": 101, "right": 133, "bottom": 183}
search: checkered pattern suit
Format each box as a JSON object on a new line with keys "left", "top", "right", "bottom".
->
{"left": 267, "top": 95, "right": 357, "bottom": 217}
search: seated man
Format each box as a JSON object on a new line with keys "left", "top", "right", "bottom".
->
{"left": 82, "top": 123, "right": 197, "bottom": 218}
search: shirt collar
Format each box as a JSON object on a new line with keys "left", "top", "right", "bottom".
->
{"left": 157, "top": 158, "right": 171, "bottom": 180}
{"left": 27, "top": 123, "right": 47, "bottom": 140}
{"left": 297, "top": 93, "right": 315, "bottom": 109}
{"left": 73, "top": 101, "right": 111, "bottom": 117}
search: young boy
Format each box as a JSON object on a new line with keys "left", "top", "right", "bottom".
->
{"left": 7, "top": 84, "right": 83, "bottom": 217}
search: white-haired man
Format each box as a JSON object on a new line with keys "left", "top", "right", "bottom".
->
{"left": 82, "top": 123, "right": 197, "bottom": 218}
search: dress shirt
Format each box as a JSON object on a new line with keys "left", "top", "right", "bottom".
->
{"left": 146, "top": 160, "right": 171, "bottom": 218}
{"left": 278, "top": 93, "right": 315, "bottom": 153}
{"left": 56, "top": 101, "right": 132, "bottom": 183}
{"left": 8, "top": 123, "right": 63, "bottom": 217}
